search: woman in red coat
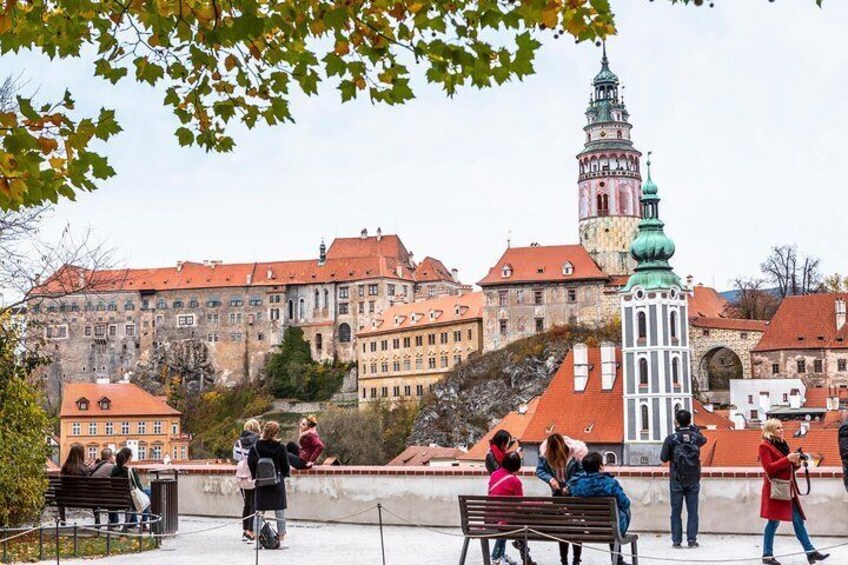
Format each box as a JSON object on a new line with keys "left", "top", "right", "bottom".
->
{"left": 759, "top": 419, "right": 829, "bottom": 565}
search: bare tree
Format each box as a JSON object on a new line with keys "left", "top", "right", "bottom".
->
{"left": 820, "top": 273, "right": 848, "bottom": 293}
{"left": 725, "top": 277, "right": 781, "bottom": 321}
{"left": 760, "top": 244, "right": 821, "bottom": 297}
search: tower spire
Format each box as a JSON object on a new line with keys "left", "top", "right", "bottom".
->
{"left": 601, "top": 39, "right": 608, "bottom": 68}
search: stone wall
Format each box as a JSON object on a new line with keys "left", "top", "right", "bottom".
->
{"left": 689, "top": 326, "right": 762, "bottom": 399}
{"left": 751, "top": 348, "right": 848, "bottom": 388}
{"left": 578, "top": 215, "right": 639, "bottom": 277}
{"left": 138, "top": 465, "right": 848, "bottom": 536}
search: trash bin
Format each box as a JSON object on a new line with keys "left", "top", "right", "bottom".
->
{"left": 150, "top": 472, "right": 179, "bottom": 534}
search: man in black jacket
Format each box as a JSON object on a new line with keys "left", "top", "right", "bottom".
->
{"left": 660, "top": 409, "right": 707, "bottom": 549}
{"left": 839, "top": 412, "right": 848, "bottom": 492}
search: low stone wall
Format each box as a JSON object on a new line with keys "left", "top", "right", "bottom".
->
{"left": 138, "top": 465, "right": 848, "bottom": 536}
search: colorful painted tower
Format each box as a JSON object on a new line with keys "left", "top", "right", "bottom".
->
{"left": 577, "top": 44, "right": 642, "bottom": 276}
{"left": 620, "top": 155, "right": 693, "bottom": 466}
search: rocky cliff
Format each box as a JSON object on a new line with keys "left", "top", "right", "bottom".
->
{"left": 408, "top": 324, "right": 619, "bottom": 448}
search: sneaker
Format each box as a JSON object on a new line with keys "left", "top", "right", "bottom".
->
{"left": 502, "top": 556, "right": 518, "bottom": 565}
{"left": 688, "top": 541, "right": 699, "bottom": 548}
{"left": 762, "top": 558, "right": 781, "bottom": 565}
{"left": 491, "top": 559, "right": 503, "bottom": 565}
{"left": 672, "top": 543, "right": 682, "bottom": 549}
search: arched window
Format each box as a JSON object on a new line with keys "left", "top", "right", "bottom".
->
{"left": 616, "top": 130, "right": 622, "bottom": 139}
{"left": 338, "top": 323, "right": 351, "bottom": 343}
{"left": 672, "top": 357, "right": 680, "bottom": 386}
{"left": 669, "top": 311, "right": 678, "bottom": 340}
{"left": 597, "top": 193, "right": 609, "bottom": 216}
{"left": 639, "top": 358, "right": 649, "bottom": 387}
{"left": 287, "top": 299, "right": 294, "bottom": 320}
{"left": 604, "top": 452, "right": 617, "bottom": 466}
{"left": 674, "top": 403, "right": 683, "bottom": 416}
{"left": 637, "top": 311, "right": 647, "bottom": 340}
{"left": 324, "top": 289, "right": 329, "bottom": 308}
{"left": 298, "top": 298, "right": 305, "bottom": 319}
{"left": 640, "top": 404, "right": 650, "bottom": 432}
{"left": 315, "top": 333, "right": 323, "bottom": 353}
{"left": 314, "top": 290, "right": 320, "bottom": 309}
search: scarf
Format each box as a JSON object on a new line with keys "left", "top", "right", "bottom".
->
{"left": 489, "top": 443, "right": 506, "bottom": 465}
{"left": 769, "top": 437, "right": 790, "bottom": 457}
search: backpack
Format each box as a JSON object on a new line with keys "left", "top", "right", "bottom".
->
{"left": 258, "top": 519, "right": 280, "bottom": 550}
{"left": 254, "top": 451, "right": 280, "bottom": 488}
{"left": 235, "top": 441, "right": 255, "bottom": 490}
{"left": 671, "top": 431, "right": 701, "bottom": 486}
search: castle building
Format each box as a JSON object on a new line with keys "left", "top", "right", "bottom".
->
{"left": 30, "top": 229, "right": 462, "bottom": 406}
{"left": 356, "top": 292, "right": 483, "bottom": 406}
{"left": 478, "top": 47, "right": 643, "bottom": 350}
{"left": 619, "top": 157, "right": 694, "bottom": 466}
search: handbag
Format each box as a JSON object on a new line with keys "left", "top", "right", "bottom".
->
{"left": 769, "top": 477, "right": 792, "bottom": 501}
{"left": 235, "top": 441, "right": 256, "bottom": 490}
{"left": 129, "top": 475, "right": 150, "bottom": 512}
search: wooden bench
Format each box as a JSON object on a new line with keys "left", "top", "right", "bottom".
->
{"left": 458, "top": 495, "right": 638, "bottom": 565}
{"left": 45, "top": 476, "right": 133, "bottom": 523}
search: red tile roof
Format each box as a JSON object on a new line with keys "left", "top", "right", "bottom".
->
{"left": 521, "top": 347, "right": 624, "bottom": 444}
{"left": 357, "top": 292, "right": 483, "bottom": 337}
{"left": 459, "top": 397, "right": 540, "bottom": 462}
{"left": 688, "top": 286, "right": 728, "bottom": 318}
{"left": 414, "top": 257, "right": 454, "bottom": 283}
{"left": 325, "top": 234, "right": 410, "bottom": 262}
{"left": 386, "top": 446, "right": 465, "bottom": 466}
{"left": 692, "top": 400, "right": 735, "bottom": 430}
{"left": 700, "top": 428, "right": 841, "bottom": 467}
{"left": 802, "top": 387, "right": 848, "bottom": 409}
{"left": 60, "top": 383, "right": 181, "bottom": 418}
{"left": 753, "top": 294, "right": 848, "bottom": 352}
{"left": 478, "top": 245, "right": 607, "bottom": 286}
{"left": 689, "top": 317, "right": 768, "bottom": 332}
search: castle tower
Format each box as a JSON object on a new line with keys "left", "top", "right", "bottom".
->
{"left": 577, "top": 44, "right": 642, "bottom": 276}
{"left": 620, "top": 155, "right": 692, "bottom": 466}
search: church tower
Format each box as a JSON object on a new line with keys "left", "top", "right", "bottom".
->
{"left": 577, "top": 45, "right": 642, "bottom": 276}
{"left": 620, "top": 155, "right": 693, "bottom": 466}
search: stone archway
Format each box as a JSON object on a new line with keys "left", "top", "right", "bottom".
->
{"left": 697, "top": 346, "right": 743, "bottom": 404}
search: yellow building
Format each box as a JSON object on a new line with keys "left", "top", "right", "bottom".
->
{"left": 59, "top": 382, "right": 190, "bottom": 463}
{"left": 357, "top": 292, "right": 483, "bottom": 405}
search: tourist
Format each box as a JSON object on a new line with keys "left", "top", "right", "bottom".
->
{"left": 248, "top": 421, "right": 291, "bottom": 549}
{"left": 488, "top": 451, "right": 535, "bottom": 565}
{"left": 89, "top": 448, "right": 118, "bottom": 527}
{"left": 660, "top": 409, "right": 706, "bottom": 549}
{"left": 287, "top": 415, "right": 324, "bottom": 470}
{"left": 536, "top": 433, "right": 586, "bottom": 565}
{"left": 759, "top": 419, "right": 829, "bottom": 565}
{"left": 839, "top": 412, "right": 848, "bottom": 493}
{"left": 485, "top": 430, "right": 513, "bottom": 474}
{"left": 58, "top": 445, "right": 91, "bottom": 524}
{"left": 234, "top": 418, "right": 261, "bottom": 543}
{"left": 111, "top": 447, "right": 151, "bottom": 529}
{"left": 567, "top": 451, "right": 631, "bottom": 565}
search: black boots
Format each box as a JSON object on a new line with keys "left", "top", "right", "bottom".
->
{"left": 807, "top": 551, "right": 830, "bottom": 564}
{"left": 762, "top": 558, "right": 781, "bottom": 565}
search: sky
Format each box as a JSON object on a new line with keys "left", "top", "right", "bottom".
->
{"left": 10, "top": 1, "right": 848, "bottom": 291}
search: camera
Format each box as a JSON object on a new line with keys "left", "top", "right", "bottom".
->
{"left": 796, "top": 447, "right": 809, "bottom": 463}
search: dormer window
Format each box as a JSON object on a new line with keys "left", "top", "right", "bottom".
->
{"left": 501, "top": 264, "right": 512, "bottom": 278}
{"left": 98, "top": 397, "right": 111, "bottom": 411}
{"left": 562, "top": 262, "right": 574, "bottom": 276}
{"left": 536, "top": 267, "right": 545, "bottom": 274}
{"left": 76, "top": 398, "right": 89, "bottom": 411}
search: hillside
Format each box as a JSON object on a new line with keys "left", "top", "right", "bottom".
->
{"left": 408, "top": 323, "right": 620, "bottom": 448}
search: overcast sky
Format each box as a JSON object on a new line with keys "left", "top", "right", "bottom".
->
{"left": 12, "top": 1, "right": 848, "bottom": 290}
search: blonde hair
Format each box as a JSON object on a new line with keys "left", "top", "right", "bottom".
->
{"left": 262, "top": 421, "right": 281, "bottom": 441}
{"left": 305, "top": 415, "right": 318, "bottom": 428}
{"left": 545, "top": 434, "right": 570, "bottom": 471}
{"left": 244, "top": 418, "right": 261, "bottom": 433}
{"left": 762, "top": 418, "right": 783, "bottom": 441}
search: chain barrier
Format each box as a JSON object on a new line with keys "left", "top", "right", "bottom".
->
{"left": 77, "top": 512, "right": 258, "bottom": 539}
{"left": 0, "top": 527, "right": 42, "bottom": 545}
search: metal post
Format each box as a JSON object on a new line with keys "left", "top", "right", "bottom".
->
{"left": 2, "top": 526, "right": 7, "bottom": 563}
{"left": 73, "top": 525, "right": 78, "bottom": 557}
{"left": 55, "top": 518, "right": 60, "bottom": 565}
{"left": 254, "top": 489, "right": 259, "bottom": 565}
{"left": 105, "top": 529, "right": 111, "bottom": 557}
{"left": 377, "top": 503, "right": 386, "bottom": 565}
{"left": 138, "top": 517, "right": 143, "bottom": 552}
{"left": 39, "top": 525, "right": 44, "bottom": 561}
{"left": 523, "top": 526, "right": 529, "bottom": 565}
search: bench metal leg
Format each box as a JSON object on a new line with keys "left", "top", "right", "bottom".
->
{"left": 631, "top": 540, "right": 639, "bottom": 565}
{"left": 480, "top": 538, "right": 491, "bottom": 565}
{"left": 610, "top": 541, "right": 621, "bottom": 565}
{"left": 458, "top": 537, "right": 470, "bottom": 565}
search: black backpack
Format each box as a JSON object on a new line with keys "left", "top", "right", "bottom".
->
{"left": 258, "top": 519, "right": 280, "bottom": 550}
{"left": 672, "top": 431, "right": 701, "bottom": 485}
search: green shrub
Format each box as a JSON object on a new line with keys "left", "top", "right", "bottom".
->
{"left": 266, "top": 327, "right": 347, "bottom": 401}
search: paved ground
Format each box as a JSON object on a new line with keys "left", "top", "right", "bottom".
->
{"left": 55, "top": 516, "right": 848, "bottom": 565}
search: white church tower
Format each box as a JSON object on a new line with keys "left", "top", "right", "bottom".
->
{"left": 620, "top": 154, "right": 693, "bottom": 466}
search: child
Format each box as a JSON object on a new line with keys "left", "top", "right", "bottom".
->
{"left": 488, "top": 451, "right": 536, "bottom": 565}
{"left": 567, "top": 451, "right": 631, "bottom": 565}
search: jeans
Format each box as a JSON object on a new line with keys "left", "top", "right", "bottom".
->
{"left": 255, "top": 509, "right": 286, "bottom": 537}
{"left": 126, "top": 487, "right": 152, "bottom": 526}
{"left": 763, "top": 504, "right": 815, "bottom": 557}
{"left": 670, "top": 481, "right": 700, "bottom": 544}
{"left": 491, "top": 539, "right": 529, "bottom": 561}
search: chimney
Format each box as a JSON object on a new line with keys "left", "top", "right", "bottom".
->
{"left": 96, "top": 377, "right": 110, "bottom": 384}
{"left": 319, "top": 238, "right": 327, "bottom": 266}
{"left": 685, "top": 274, "right": 694, "bottom": 287}
{"left": 799, "top": 421, "right": 810, "bottom": 436}
{"left": 246, "top": 273, "right": 252, "bottom": 285}
{"left": 266, "top": 268, "right": 274, "bottom": 280}
{"left": 360, "top": 228, "right": 368, "bottom": 239}
{"left": 176, "top": 261, "right": 184, "bottom": 272}
{"left": 836, "top": 298, "right": 846, "bottom": 331}
{"left": 573, "top": 343, "right": 589, "bottom": 392}
{"left": 451, "top": 268, "right": 459, "bottom": 282}
{"left": 408, "top": 251, "right": 415, "bottom": 268}
{"left": 600, "top": 341, "right": 616, "bottom": 391}
{"left": 789, "top": 388, "right": 801, "bottom": 409}
{"left": 376, "top": 227, "right": 382, "bottom": 241}
{"left": 395, "top": 265, "right": 403, "bottom": 278}
{"left": 731, "top": 410, "right": 746, "bottom": 430}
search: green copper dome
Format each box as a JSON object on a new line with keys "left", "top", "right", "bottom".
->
{"left": 623, "top": 153, "right": 683, "bottom": 292}
{"left": 593, "top": 43, "right": 619, "bottom": 85}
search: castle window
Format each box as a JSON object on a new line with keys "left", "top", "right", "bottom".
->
{"left": 533, "top": 290, "right": 544, "bottom": 305}
{"left": 562, "top": 262, "right": 574, "bottom": 276}
{"left": 797, "top": 359, "right": 806, "bottom": 373}
{"left": 498, "top": 291, "right": 508, "bottom": 306}
{"left": 298, "top": 298, "right": 305, "bottom": 319}
{"left": 287, "top": 300, "right": 294, "bottom": 320}
{"left": 499, "top": 319, "right": 508, "bottom": 336}
{"left": 669, "top": 311, "right": 677, "bottom": 340}
{"left": 99, "top": 397, "right": 111, "bottom": 410}
{"left": 639, "top": 358, "right": 649, "bottom": 387}
{"left": 617, "top": 130, "right": 622, "bottom": 139}
{"left": 535, "top": 318, "right": 545, "bottom": 333}
{"left": 839, "top": 359, "right": 847, "bottom": 372}
{"left": 671, "top": 358, "right": 680, "bottom": 387}
{"left": 640, "top": 404, "right": 649, "bottom": 433}
{"left": 501, "top": 265, "right": 512, "bottom": 278}
{"left": 315, "top": 333, "right": 323, "bottom": 353}
{"left": 597, "top": 193, "right": 609, "bottom": 216}
{"left": 813, "top": 359, "right": 823, "bottom": 373}
{"left": 637, "top": 311, "right": 647, "bottom": 340}
{"left": 568, "top": 289, "right": 577, "bottom": 302}
{"left": 338, "top": 323, "right": 352, "bottom": 343}
{"left": 314, "top": 289, "right": 320, "bottom": 308}
{"left": 604, "top": 452, "right": 617, "bottom": 465}
{"left": 76, "top": 398, "right": 89, "bottom": 411}
{"left": 772, "top": 363, "right": 780, "bottom": 374}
